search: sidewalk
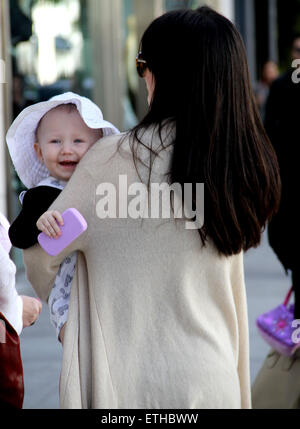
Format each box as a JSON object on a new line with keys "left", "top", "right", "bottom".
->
{"left": 244, "top": 229, "right": 290, "bottom": 381}
{"left": 16, "top": 229, "right": 290, "bottom": 408}
{"left": 16, "top": 270, "right": 62, "bottom": 409}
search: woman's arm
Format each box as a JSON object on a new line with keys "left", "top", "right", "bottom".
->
{"left": 0, "top": 216, "right": 42, "bottom": 333}
{"left": 0, "top": 243, "right": 23, "bottom": 334}
{"left": 23, "top": 164, "right": 94, "bottom": 303}
{"left": 230, "top": 252, "right": 251, "bottom": 409}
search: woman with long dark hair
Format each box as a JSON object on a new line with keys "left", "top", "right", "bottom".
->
{"left": 23, "top": 7, "right": 280, "bottom": 408}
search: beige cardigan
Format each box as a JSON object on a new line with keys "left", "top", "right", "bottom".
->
{"left": 23, "top": 126, "right": 251, "bottom": 409}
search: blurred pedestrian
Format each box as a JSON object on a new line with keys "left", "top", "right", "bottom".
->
{"left": 265, "top": 34, "right": 300, "bottom": 320}
{"left": 12, "top": 73, "right": 33, "bottom": 119}
{"left": 0, "top": 212, "right": 42, "bottom": 408}
{"left": 0, "top": 212, "right": 42, "bottom": 331}
{"left": 252, "top": 33, "right": 300, "bottom": 409}
{"left": 23, "top": 7, "right": 280, "bottom": 409}
{"left": 254, "top": 60, "right": 279, "bottom": 120}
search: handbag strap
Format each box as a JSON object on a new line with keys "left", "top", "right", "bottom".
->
{"left": 283, "top": 286, "right": 294, "bottom": 307}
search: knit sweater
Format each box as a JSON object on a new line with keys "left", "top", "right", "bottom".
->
{"left": 23, "top": 125, "right": 251, "bottom": 409}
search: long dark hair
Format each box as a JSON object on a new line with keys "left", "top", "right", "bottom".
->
{"left": 129, "top": 6, "right": 281, "bottom": 256}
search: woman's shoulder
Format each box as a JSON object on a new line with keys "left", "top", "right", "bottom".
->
{"left": 78, "top": 123, "right": 175, "bottom": 182}
{"left": 84, "top": 122, "right": 175, "bottom": 161}
{"left": 92, "top": 131, "right": 129, "bottom": 153}
{"left": 80, "top": 132, "right": 130, "bottom": 165}
{"left": 76, "top": 132, "right": 133, "bottom": 182}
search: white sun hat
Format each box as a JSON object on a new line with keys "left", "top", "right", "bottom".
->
{"left": 6, "top": 92, "right": 120, "bottom": 189}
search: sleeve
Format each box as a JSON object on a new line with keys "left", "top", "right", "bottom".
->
{"left": 23, "top": 164, "right": 94, "bottom": 302}
{"left": 0, "top": 244, "right": 23, "bottom": 335}
{"left": 230, "top": 252, "right": 252, "bottom": 409}
{"left": 9, "top": 186, "right": 62, "bottom": 249}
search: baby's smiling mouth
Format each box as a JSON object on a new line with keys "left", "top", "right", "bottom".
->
{"left": 59, "top": 161, "right": 78, "bottom": 167}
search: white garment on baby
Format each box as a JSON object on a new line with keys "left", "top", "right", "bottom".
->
{"left": 48, "top": 251, "right": 76, "bottom": 338}
{"left": 30, "top": 176, "right": 76, "bottom": 339}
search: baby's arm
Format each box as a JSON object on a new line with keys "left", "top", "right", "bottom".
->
{"left": 37, "top": 210, "right": 64, "bottom": 238}
{"left": 48, "top": 251, "right": 76, "bottom": 342}
{"left": 9, "top": 186, "right": 61, "bottom": 249}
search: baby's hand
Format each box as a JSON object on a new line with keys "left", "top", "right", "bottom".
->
{"left": 36, "top": 210, "right": 64, "bottom": 238}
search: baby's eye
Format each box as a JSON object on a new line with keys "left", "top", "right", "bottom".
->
{"left": 50, "top": 139, "right": 60, "bottom": 144}
{"left": 74, "top": 139, "right": 84, "bottom": 143}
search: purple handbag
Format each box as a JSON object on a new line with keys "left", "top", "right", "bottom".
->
{"left": 256, "top": 287, "right": 300, "bottom": 356}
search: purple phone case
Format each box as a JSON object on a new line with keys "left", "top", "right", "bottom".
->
{"left": 37, "top": 208, "right": 87, "bottom": 256}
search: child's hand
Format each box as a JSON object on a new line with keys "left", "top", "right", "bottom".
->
{"left": 59, "top": 323, "right": 66, "bottom": 345}
{"left": 21, "top": 295, "right": 42, "bottom": 328}
{"left": 36, "top": 210, "right": 64, "bottom": 238}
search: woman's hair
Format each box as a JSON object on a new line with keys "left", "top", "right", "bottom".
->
{"left": 129, "top": 6, "right": 281, "bottom": 256}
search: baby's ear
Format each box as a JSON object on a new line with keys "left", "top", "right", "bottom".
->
{"left": 34, "top": 142, "right": 43, "bottom": 162}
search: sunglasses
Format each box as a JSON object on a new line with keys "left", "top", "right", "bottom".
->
{"left": 136, "top": 52, "right": 147, "bottom": 77}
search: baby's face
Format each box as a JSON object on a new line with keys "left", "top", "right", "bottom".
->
{"left": 34, "top": 106, "right": 103, "bottom": 182}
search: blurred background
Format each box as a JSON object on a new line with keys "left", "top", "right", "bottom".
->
{"left": 1, "top": 0, "right": 300, "bottom": 245}
{"left": 0, "top": 0, "right": 299, "bottom": 408}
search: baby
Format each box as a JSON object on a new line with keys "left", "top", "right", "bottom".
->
{"left": 6, "top": 92, "right": 119, "bottom": 342}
